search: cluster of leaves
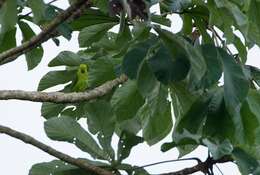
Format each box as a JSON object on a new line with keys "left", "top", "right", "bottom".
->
{"left": 2, "top": 0, "right": 260, "bottom": 174}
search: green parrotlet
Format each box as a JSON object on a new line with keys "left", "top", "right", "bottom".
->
{"left": 73, "top": 64, "right": 88, "bottom": 92}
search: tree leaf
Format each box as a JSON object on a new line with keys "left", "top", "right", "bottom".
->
{"left": 139, "top": 84, "right": 172, "bottom": 145}
{"left": 161, "top": 130, "right": 201, "bottom": 152}
{"left": 148, "top": 46, "right": 190, "bottom": 84}
{"left": 85, "top": 100, "right": 116, "bottom": 160}
{"left": 122, "top": 38, "right": 156, "bottom": 79}
{"left": 220, "top": 48, "right": 249, "bottom": 114}
{"left": 27, "top": 0, "right": 46, "bottom": 24}
{"left": 202, "top": 139, "right": 233, "bottom": 160}
{"left": 19, "top": 21, "right": 43, "bottom": 70}
{"left": 0, "top": 27, "right": 17, "bottom": 53}
{"left": 44, "top": 116, "right": 108, "bottom": 160}
{"left": 151, "top": 14, "right": 171, "bottom": 27}
{"left": 239, "top": 90, "right": 260, "bottom": 144}
{"left": 234, "top": 35, "right": 247, "bottom": 63}
{"left": 48, "top": 51, "right": 83, "bottom": 67}
{"left": 117, "top": 131, "right": 144, "bottom": 162}
{"left": 137, "top": 60, "right": 159, "bottom": 98}
{"left": 111, "top": 80, "right": 145, "bottom": 122}
{"left": 29, "top": 159, "right": 95, "bottom": 175}
{"left": 93, "top": 0, "right": 109, "bottom": 13}
{"left": 247, "top": 0, "right": 260, "bottom": 47}
{"left": 174, "top": 92, "right": 212, "bottom": 134}
{"left": 170, "top": 82, "right": 198, "bottom": 121}
{"left": 38, "top": 70, "right": 76, "bottom": 91}
{"left": 154, "top": 27, "right": 207, "bottom": 85}
{"left": 232, "top": 147, "right": 260, "bottom": 175}
{"left": 78, "top": 23, "right": 116, "bottom": 47}
{"left": 0, "top": 0, "right": 17, "bottom": 32}
{"left": 182, "top": 14, "right": 192, "bottom": 35}
{"left": 41, "top": 102, "right": 66, "bottom": 119}
{"left": 203, "top": 88, "right": 236, "bottom": 142}
{"left": 199, "top": 44, "right": 222, "bottom": 89}
{"left": 70, "top": 9, "right": 118, "bottom": 31}
{"left": 88, "top": 58, "right": 116, "bottom": 87}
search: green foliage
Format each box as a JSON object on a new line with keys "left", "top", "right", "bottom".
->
{"left": 4, "top": 0, "right": 260, "bottom": 174}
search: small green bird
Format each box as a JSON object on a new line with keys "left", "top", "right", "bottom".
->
{"left": 73, "top": 64, "right": 88, "bottom": 92}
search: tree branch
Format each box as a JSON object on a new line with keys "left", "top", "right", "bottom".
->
{"left": 0, "top": 0, "right": 90, "bottom": 65}
{"left": 159, "top": 156, "right": 233, "bottom": 175}
{"left": 0, "top": 75, "right": 128, "bottom": 103}
{"left": 0, "top": 0, "right": 5, "bottom": 9}
{"left": 0, "top": 124, "right": 113, "bottom": 175}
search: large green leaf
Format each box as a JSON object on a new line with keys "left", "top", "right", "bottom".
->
{"left": 117, "top": 131, "right": 144, "bottom": 162}
{"left": 239, "top": 90, "right": 260, "bottom": 144}
{"left": 139, "top": 84, "right": 172, "bottom": 145}
{"left": 38, "top": 70, "right": 76, "bottom": 91}
{"left": 85, "top": 100, "right": 116, "bottom": 160}
{"left": 170, "top": 82, "right": 198, "bottom": 121}
{"left": 122, "top": 38, "right": 156, "bottom": 79}
{"left": 154, "top": 27, "right": 206, "bottom": 85}
{"left": 0, "top": 0, "right": 17, "bottom": 32}
{"left": 78, "top": 23, "right": 116, "bottom": 47}
{"left": 44, "top": 116, "right": 108, "bottom": 160}
{"left": 70, "top": 9, "right": 118, "bottom": 31}
{"left": 41, "top": 102, "right": 66, "bottom": 119}
{"left": 174, "top": 92, "right": 212, "bottom": 134}
{"left": 220, "top": 48, "right": 249, "bottom": 114}
{"left": 161, "top": 130, "right": 201, "bottom": 152}
{"left": 48, "top": 51, "right": 83, "bottom": 67}
{"left": 88, "top": 58, "right": 116, "bottom": 87}
{"left": 19, "top": 21, "right": 43, "bottom": 70}
{"left": 0, "top": 27, "right": 17, "bottom": 53}
{"left": 27, "top": 0, "right": 46, "bottom": 24}
{"left": 232, "top": 147, "right": 260, "bottom": 175}
{"left": 93, "top": 0, "right": 109, "bottom": 13}
{"left": 29, "top": 160, "right": 94, "bottom": 175}
{"left": 199, "top": 44, "right": 222, "bottom": 89}
{"left": 203, "top": 89, "right": 236, "bottom": 142}
{"left": 111, "top": 80, "right": 145, "bottom": 122}
{"left": 213, "top": 0, "right": 247, "bottom": 27}
{"left": 137, "top": 60, "right": 159, "bottom": 98}
{"left": 202, "top": 139, "right": 233, "bottom": 160}
{"left": 148, "top": 46, "right": 190, "bottom": 84}
{"left": 247, "top": 0, "right": 260, "bottom": 46}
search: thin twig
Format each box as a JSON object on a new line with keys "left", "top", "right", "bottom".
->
{"left": 134, "top": 157, "right": 201, "bottom": 170}
{"left": 0, "top": 0, "right": 90, "bottom": 65}
{"left": 209, "top": 26, "right": 233, "bottom": 55}
{"left": 0, "top": 75, "right": 128, "bottom": 103}
{"left": 215, "top": 164, "right": 224, "bottom": 175}
{"left": 0, "top": 124, "right": 113, "bottom": 175}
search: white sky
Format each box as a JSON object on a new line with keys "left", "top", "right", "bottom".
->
{"left": 1, "top": 1, "right": 260, "bottom": 175}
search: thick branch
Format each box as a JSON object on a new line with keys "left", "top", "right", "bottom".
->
{"left": 0, "top": 0, "right": 90, "bottom": 65}
{"left": 0, "top": 75, "right": 128, "bottom": 103}
{"left": 160, "top": 156, "right": 233, "bottom": 175}
{"left": 0, "top": 124, "right": 113, "bottom": 175}
{"left": 0, "top": 0, "right": 5, "bottom": 9}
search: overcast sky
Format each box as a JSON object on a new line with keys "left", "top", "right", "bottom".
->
{"left": 1, "top": 1, "right": 259, "bottom": 175}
